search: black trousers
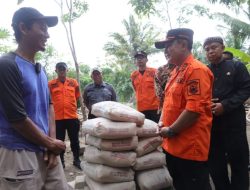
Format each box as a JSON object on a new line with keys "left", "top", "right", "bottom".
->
{"left": 56, "top": 119, "right": 81, "bottom": 163}
{"left": 141, "top": 110, "right": 160, "bottom": 123}
{"left": 164, "top": 151, "right": 211, "bottom": 190}
{"left": 208, "top": 130, "right": 249, "bottom": 190}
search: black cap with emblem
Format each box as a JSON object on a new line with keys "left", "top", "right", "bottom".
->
{"left": 155, "top": 28, "right": 194, "bottom": 49}
{"left": 134, "top": 51, "right": 147, "bottom": 58}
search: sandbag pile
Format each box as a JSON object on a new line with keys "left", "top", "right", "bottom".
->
{"left": 82, "top": 101, "right": 172, "bottom": 190}
{"left": 91, "top": 101, "right": 145, "bottom": 126}
{"left": 135, "top": 119, "right": 173, "bottom": 190}
{"left": 82, "top": 117, "right": 138, "bottom": 190}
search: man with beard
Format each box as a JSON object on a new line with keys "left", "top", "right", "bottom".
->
{"left": 204, "top": 37, "right": 250, "bottom": 190}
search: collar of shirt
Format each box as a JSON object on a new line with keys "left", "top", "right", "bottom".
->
{"left": 94, "top": 82, "right": 105, "bottom": 87}
{"left": 172, "top": 54, "right": 193, "bottom": 74}
{"left": 210, "top": 57, "right": 225, "bottom": 68}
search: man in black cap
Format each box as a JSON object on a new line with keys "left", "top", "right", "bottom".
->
{"left": 0, "top": 7, "right": 69, "bottom": 189}
{"left": 49, "top": 62, "right": 82, "bottom": 170}
{"left": 83, "top": 67, "right": 117, "bottom": 119}
{"left": 156, "top": 28, "right": 214, "bottom": 190}
{"left": 204, "top": 36, "right": 250, "bottom": 190}
{"left": 131, "top": 51, "right": 160, "bottom": 122}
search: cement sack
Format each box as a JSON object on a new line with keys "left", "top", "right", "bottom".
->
{"left": 84, "top": 145, "right": 136, "bottom": 167}
{"left": 137, "top": 119, "right": 159, "bottom": 137}
{"left": 85, "top": 176, "right": 136, "bottom": 190}
{"left": 136, "top": 136, "right": 162, "bottom": 157}
{"left": 136, "top": 166, "right": 173, "bottom": 190}
{"left": 83, "top": 161, "right": 134, "bottom": 183}
{"left": 83, "top": 186, "right": 90, "bottom": 190}
{"left": 82, "top": 117, "right": 137, "bottom": 139}
{"left": 133, "top": 150, "right": 166, "bottom": 171}
{"left": 86, "top": 135, "right": 138, "bottom": 151}
{"left": 91, "top": 101, "right": 145, "bottom": 125}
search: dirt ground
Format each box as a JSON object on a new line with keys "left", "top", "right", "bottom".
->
{"left": 62, "top": 113, "right": 250, "bottom": 189}
{"left": 63, "top": 131, "right": 86, "bottom": 182}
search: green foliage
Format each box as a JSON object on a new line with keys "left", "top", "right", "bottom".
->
{"left": 0, "top": 28, "right": 12, "bottom": 55}
{"left": 207, "top": 0, "right": 247, "bottom": 6}
{"left": 35, "top": 44, "right": 59, "bottom": 72}
{"left": 104, "top": 15, "right": 160, "bottom": 102}
{"left": 0, "top": 29, "right": 10, "bottom": 39}
{"left": 192, "top": 42, "right": 208, "bottom": 64}
{"left": 224, "top": 47, "right": 250, "bottom": 63}
{"left": 215, "top": 13, "right": 250, "bottom": 49}
{"left": 101, "top": 66, "right": 134, "bottom": 102}
{"left": 246, "top": 63, "right": 250, "bottom": 72}
{"left": 61, "top": 0, "right": 88, "bottom": 23}
{"left": 129, "top": 0, "right": 160, "bottom": 17}
{"left": 193, "top": 5, "right": 213, "bottom": 18}
{"left": 104, "top": 15, "right": 160, "bottom": 70}
{"left": 48, "top": 64, "right": 92, "bottom": 90}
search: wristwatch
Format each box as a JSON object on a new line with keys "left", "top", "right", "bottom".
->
{"left": 166, "top": 127, "right": 177, "bottom": 138}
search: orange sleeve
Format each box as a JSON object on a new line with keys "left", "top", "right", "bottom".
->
{"left": 130, "top": 72, "right": 136, "bottom": 91}
{"left": 75, "top": 80, "right": 80, "bottom": 99}
{"left": 184, "top": 68, "right": 213, "bottom": 114}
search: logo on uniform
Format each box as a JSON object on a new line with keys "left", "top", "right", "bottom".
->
{"left": 187, "top": 79, "right": 200, "bottom": 95}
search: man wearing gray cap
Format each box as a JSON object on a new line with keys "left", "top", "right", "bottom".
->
{"left": 204, "top": 36, "right": 250, "bottom": 190}
{"left": 156, "top": 28, "right": 214, "bottom": 190}
{"left": 83, "top": 67, "right": 117, "bottom": 119}
{"left": 0, "top": 7, "right": 68, "bottom": 189}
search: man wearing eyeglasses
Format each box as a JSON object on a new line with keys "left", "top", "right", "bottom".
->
{"left": 131, "top": 51, "right": 160, "bottom": 123}
{"left": 204, "top": 37, "right": 250, "bottom": 190}
{"left": 49, "top": 62, "right": 82, "bottom": 170}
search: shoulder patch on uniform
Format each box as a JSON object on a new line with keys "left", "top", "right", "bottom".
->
{"left": 187, "top": 79, "right": 200, "bottom": 95}
{"left": 68, "top": 80, "right": 75, "bottom": 87}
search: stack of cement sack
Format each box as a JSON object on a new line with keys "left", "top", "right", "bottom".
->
{"left": 82, "top": 101, "right": 172, "bottom": 190}
{"left": 135, "top": 119, "right": 173, "bottom": 190}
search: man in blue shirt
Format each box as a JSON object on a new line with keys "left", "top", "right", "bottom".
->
{"left": 0, "top": 7, "right": 68, "bottom": 189}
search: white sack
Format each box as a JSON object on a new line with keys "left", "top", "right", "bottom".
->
{"left": 85, "top": 176, "right": 136, "bottom": 190}
{"left": 84, "top": 145, "right": 136, "bottom": 167}
{"left": 82, "top": 117, "right": 137, "bottom": 139}
{"left": 136, "top": 136, "right": 162, "bottom": 157}
{"left": 137, "top": 119, "right": 159, "bottom": 137}
{"left": 133, "top": 150, "right": 166, "bottom": 171}
{"left": 83, "top": 161, "right": 134, "bottom": 183}
{"left": 91, "top": 101, "right": 145, "bottom": 125}
{"left": 86, "top": 135, "right": 138, "bottom": 151}
{"left": 136, "top": 166, "right": 173, "bottom": 190}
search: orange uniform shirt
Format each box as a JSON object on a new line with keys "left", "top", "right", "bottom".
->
{"left": 131, "top": 67, "right": 159, "bottom": 112}
{"left": 162, "top": 55, "right": 214, "bottom": 161}
{"left": 49, "top": 78, "right": 80, "bottom": 120}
